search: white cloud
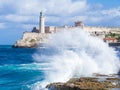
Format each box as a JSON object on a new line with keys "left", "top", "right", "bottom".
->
{"left": 0, "top": 14, "right": 38, "bottom": 24}
{"left": 0, "top": 0, "right": 120, "bottom": 28}
{"left": 101, "top": 7, "right": 120, "bottom": 17}
{"left": 84, "top": 7, "right": 120, "bottom": 24}
{"left": 0, "top": 0, "right": 14, "bottom": 8}
{"left": 47, "top": 0, "right": 87, "bottom": 15}
{"left": 0, "top": 0, "right": 88, "bottom": 27}
{"left": 0, "top": 0, "right": 87, "bottom": 15}
{"left": 21, "top": 24, "right": 36, "bottom": 30}
{"left": 46, "top": 16, "right": 60, "bottom": 23}
{"left": 5, "top": 14, "right": 37, "bottom": 23}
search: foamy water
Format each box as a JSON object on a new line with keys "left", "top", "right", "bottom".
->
{"left": 32, "top": 28, "right": 120, "bottom": 90}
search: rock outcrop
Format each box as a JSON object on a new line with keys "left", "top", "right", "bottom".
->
{"left": 13, "top": 32, "right": 50, "bottom": 48}
{"left": 46, "top": 75, "right": 120, "bottom": 90}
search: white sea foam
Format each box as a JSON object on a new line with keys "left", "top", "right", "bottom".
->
{"left": 32, "top": 28, "right": 120, "bottom": 90}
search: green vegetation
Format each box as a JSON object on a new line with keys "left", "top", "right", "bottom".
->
{"left": 118, "top": 37, "right": 120, "bottom": 41}
{"left": 29, "top": 39, "right": 36, "bottom": 43}
{"left": 105, "top": 33, "right": 120, "bottom": 41}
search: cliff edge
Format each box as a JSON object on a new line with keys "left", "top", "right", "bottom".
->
{"left": 13, "top": 32, "right": 50, "bottom": 48}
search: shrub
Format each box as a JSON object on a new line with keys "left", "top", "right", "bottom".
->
{"left": 30, "top": 39, "right": 36, "bottom": 42}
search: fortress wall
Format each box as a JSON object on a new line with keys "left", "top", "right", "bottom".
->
{"left": 55, "top": 27, "right": 82, "bottom": 32}
{"left": 22, "top": 32, "right": 50, "bottom": 40}
{"left": 83, "top": 26, "right": 120, "bottom": 32}
{"left": 54, "top": 26, "right": 120, "bottom": 33}
{"left": 54, "top": 27, "right": 67, "bottom": 32}
{"left": 22, "top": 32, "right": 39, "bottom": 40}
{"left": 14, "top": 25, "right": 120, "bottom": 48}
{"left": 84, "top": 27, "right": 110, "bottom": 32}
{"left": 14, "top": 32, "right": 50, "bottom": 47}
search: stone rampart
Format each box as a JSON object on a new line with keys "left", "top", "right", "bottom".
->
{"left": 13, "top": 32, "right": 50, "bottom": 48}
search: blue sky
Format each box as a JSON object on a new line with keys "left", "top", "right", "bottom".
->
{"left": 0, "top": 0, "right": 120, "bottom": 45}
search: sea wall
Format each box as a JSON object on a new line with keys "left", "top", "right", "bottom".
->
{"left": 84, "top": 26, "right": 120, "bottom": 33}
{"left": 13, "top": 32, "right": 50, "bottom": 48}
{"left": 49, "top": 25, "right": 120, "bottom": 34}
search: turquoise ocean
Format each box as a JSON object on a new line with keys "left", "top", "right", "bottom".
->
{"left": 0, "top": 45, "right": 120, "bottom": 90}
{"left": 0, "top": 30, "right": 120, "bottom": 90}
{"left": 0, "top": 45, "right": 45, "bottom": 90}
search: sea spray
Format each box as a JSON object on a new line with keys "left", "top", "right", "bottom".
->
{"left": 32, "top": 28, "right": 120, "bottom": 90}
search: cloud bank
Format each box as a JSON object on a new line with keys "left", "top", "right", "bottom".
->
{"left": 0, "top": 0, "right": 120, "bottom": 28}
{"left": 0, "top": 0, "right": 120, "bottom": 44}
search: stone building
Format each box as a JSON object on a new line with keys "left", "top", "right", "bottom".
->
{"left": 103, "top": 38, "right": 118, "bottom": 43}
{"left": 75, "top": 21, "right": 84, "bottom": 28}
{"left": 32, "top": 12, "right": 120, "bottom": 37}
{"left": 13, "top": 12, "right": 120, "bottom": 48}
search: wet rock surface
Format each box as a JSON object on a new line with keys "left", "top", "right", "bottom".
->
{"left": 46, "top": 74, "right": 120, "bottom": 90}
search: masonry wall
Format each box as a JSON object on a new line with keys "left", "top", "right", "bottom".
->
{"left": 83, "top": 26, "right": 120, "bottom": 32}
{"left": 14, "top": 32, "right": 50, "bottom": 47}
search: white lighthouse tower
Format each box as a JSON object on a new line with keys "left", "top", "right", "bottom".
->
{"left": 39, "top": 11, "right": 45, "bottom": 33}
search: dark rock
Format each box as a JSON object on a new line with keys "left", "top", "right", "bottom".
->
{"left": 46, "top": 76, "right": 120, "bottom": 90}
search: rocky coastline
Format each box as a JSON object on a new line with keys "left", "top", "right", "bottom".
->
{"left": 13, "top": 32, "right": 50, "bottom": 48}
{"left": 46, "top": 74, "right": 120, "bottom": 90}
{"left": 13, "top": 31, "right": 120, "bottom": 48}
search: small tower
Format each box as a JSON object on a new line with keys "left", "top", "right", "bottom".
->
{"left": 39, "top": 11, "right": 45, "bottom": 33}
{"left": 75, "top": 21, "right": 84, "bottom": 28}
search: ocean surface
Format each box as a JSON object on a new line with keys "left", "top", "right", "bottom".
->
{"left": 0, "top": 45, "right": 120, "bottom": 90}
{"left": 0, "top": 45, "right": 46, "bottom": 90}
{"left": 0, "top": 30, "right": 120, "bottom": 90}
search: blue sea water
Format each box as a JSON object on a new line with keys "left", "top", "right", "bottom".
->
{"left": 0, "top": 45, "right": 120, "bottom": 90}
{"left": 0, "top": 45, "right": 45, "bottom": 90}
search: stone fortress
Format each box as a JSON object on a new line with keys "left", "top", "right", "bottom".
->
{"left": 13, "top": 11, "right": 120, "bottom": 48}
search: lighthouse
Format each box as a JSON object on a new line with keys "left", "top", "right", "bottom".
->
{"left": 39, "top": 11, "right": 45, "bottom": 33}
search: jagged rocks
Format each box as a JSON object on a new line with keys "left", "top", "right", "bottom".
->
{"left": 46, "top": 76, "right": 120, "bottom": 90}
